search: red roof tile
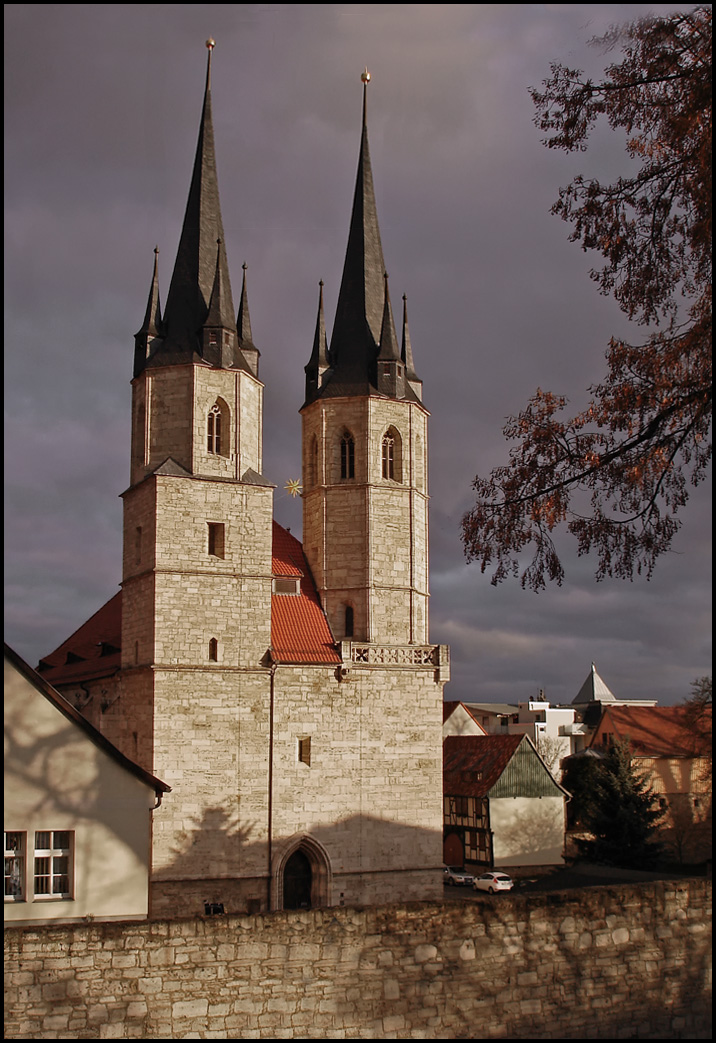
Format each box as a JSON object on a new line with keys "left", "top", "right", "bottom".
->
{"left": 38, "top": 525, "right": 340, "bottom": 676}
{"left": 270, "top": 522, "right": 340, "bottom": 664}
{"left": 591, "top": 704, "right": 712, "bottom": 759}
{"left": 443, "top": 734, "right": 523, "bottom": 796}
{"left": 37, "top": 592, "right": 122, "bottom": 685}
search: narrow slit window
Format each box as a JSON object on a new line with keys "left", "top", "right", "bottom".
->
{"left": 345, "top": 605, "right": 354, "bottom": 638}
{"left": 208, "top": 638, "right": 218, "bottom": 662}
{"left": 340, "top": 433, "right": 355, "bottom": 479}
{"left": 298, "top": 737, "right": 311, "bottom": 766}
{"left": 208, "top": 522, "right": 225, "bottom": 559}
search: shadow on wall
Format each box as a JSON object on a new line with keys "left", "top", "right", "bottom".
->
{"left": 4, "top": 693, "right": 154, "bottom": 916}
{"left": 492, "top": 800, "right": 565, "bottom": 865}
{"left": 153, "top": 805, "right": 443, "bottom": 916}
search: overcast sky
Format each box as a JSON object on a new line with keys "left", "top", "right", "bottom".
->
{"left": 4, "top": 4, "right": 711, "bottom": 706}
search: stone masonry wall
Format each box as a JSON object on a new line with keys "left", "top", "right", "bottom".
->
{"left": 4, "top": 879, "right": 711, "bottom": 1040}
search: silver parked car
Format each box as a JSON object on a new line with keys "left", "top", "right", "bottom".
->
{"left": 443, "top": 865, "right": 476, "bottom": 887}
{"left": 473, "top": 871, "right": 514, "bottom": 894}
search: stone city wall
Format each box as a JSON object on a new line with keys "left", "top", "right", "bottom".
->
{"left": 4, "top": 879, "right": 711, "bottom": 1040}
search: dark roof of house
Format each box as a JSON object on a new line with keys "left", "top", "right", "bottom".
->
{"left": 5, "top": 643, "right": 169, "bottom": 795}
{"left": 443, "top": 734, "right": 568, "bottom": 799}
{"left": 444, "top": 734, "right": 523, "bottom": 796}
{"left": 591, "top": 704, "right": 712, "bottom": 759}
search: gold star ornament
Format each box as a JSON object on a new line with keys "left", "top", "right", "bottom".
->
{"left": 284, "top": 479, "right": 302, "bottom": 498}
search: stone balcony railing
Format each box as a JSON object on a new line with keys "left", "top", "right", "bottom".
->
{"left": 338, "top": 641, "right": 450, "bottom": 682}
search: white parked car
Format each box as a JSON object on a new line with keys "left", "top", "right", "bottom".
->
{"left": 443, "top": 865, "right": 476, "bottom": 887}
{"left": 473, "top": 872, "right": 514, "bottom": 894}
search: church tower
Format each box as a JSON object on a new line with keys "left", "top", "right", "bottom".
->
{"left": 38, "top": 52, "right": 447, "bottom": 917}
{"left": 120, "top": 41, "right": 274, "bottom": 909}
{"left": 302, "top": 72, "right": 429, "bottom": 647}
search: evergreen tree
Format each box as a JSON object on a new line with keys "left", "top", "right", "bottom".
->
{"left": 562, "top": 753, "right": 603, "bottom": 830}
{"left": 577, "top": 740, "right": 667, "bottom": 867}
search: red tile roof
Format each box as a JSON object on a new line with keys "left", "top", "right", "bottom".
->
{"left": 270, "top": 522, "right": 340, "bottom": 664}
{"left": 38, "top": 525, "right": 340, "bottom": 676}
{"left": 37, "top": 592, "right": 122, "bottom": 686}
{"left": 591, "top": 704, "right": 712, "bottom": 759}
{"left": 443, "top": 734, "right": 523, "bottom": 797}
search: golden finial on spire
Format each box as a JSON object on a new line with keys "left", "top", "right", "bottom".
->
{"left": 205, "top": 39, "right": 216, "bottom": 90}
{"left": 361, "top": 67, "right": 371, "bottom": 84}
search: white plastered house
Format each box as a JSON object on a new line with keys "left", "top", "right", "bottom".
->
{"left": 4, "top": 644, "right": 169, "bottom": 924}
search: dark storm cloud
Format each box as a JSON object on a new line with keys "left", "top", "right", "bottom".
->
{"left": 4, "top": 4, "right": 710, "bottom": 705}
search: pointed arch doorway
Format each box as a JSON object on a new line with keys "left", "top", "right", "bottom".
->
{"left": 283, "top": 848, "right": 312, "bottom": 909}
{"left": 273, "top": 834, "right": 332, "bottom": 911}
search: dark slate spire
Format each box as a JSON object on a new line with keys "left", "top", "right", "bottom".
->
{"left": 323, "top": 68, "right": 387, "bottom": 390}
{"left": 305, "top": 280, "right": 330, "bottom": 400}
{"left": 134, "top": 248, "right": 164, "bottom": 377}
{"left": 236, "top": 263, "right": 260, "bottom": 376}
{"left": 148, "top": 39, "right": 236, "bottom": 367}
{"left": 401, "top": 294, "right": 422, "bottom": 401}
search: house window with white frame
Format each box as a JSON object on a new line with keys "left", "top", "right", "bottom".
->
{"left": 33, "top": 831, "right": 73, "bottom": 899}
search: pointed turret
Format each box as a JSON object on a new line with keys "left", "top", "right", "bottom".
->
{"left": 573, "top": 663, "right": 617, "bottom": 705}
{"left": 304, "top": 280, "right": 330, "bottom": 399}
{"left": 236, "top": 264, "right": 260, "bottom": 376}
{"left": 146, "top": 39, "right": 236, "bottom": 369}
{"left": 376, "top": 272, "right": 405, "bottom": 398}
{"left": 202, "top": 238, "right": 238, "bottom": 368}
{"left": 134, "top": 248, "right": 164, "bottom": 377}
{"left": 401, "top": 294, "right": 422, "bottom": 402}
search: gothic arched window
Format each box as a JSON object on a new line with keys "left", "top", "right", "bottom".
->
{"left": 381, "top": 427, "right": 402, "bottom": 482}
{"left": 340, "top": 431, "right": 355, "bottom": 480}
{"left": 207, "top": 399, "right": 230, "bottom": 457}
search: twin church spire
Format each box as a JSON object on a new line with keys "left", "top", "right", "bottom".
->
{"left": 304, "top": 70, "right": 422, "bottom": 404}
{"left": 133, "top": 49, "right": 420, "bottom": 404}
{"left": 133, "top": 40, "right": 255, "bottom": 379}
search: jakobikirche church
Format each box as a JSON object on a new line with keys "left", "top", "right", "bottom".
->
{"left": 38, "top": 44, "right": 449, "bottom": 917}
